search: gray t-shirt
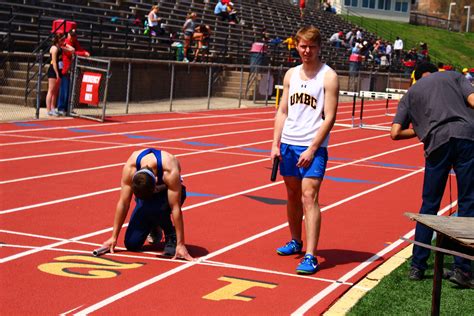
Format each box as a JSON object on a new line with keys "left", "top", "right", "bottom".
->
{"left": 393, "top": 71, "right": 474, "bottom": 157}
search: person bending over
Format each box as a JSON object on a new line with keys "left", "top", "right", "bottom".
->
{"left": 102, "top": 148, "right": 192, "bottom": 261}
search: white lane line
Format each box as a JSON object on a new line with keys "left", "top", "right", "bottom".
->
{"left": 0, "top": 242, "right": 352, "bottom": 287}
{"left": 0, "top": 117, "right": 273, "bottom": 149}
{"left": 59, "top": 305, "right": 84, "bottom": 316}
{"left": 0, "top": 117, "right": 274, "bottom": 147}
{"left": 0, "top": 154, "right": 269, "bottom": 215}
{"left": 0, "top": 133, "right": 404, "bottom": 214}
{"left": 0, "top": 141, "right": 421, "bottom": 261}
{"left": 0, "top": 127, "right": 272, "bottom": 162}
{"left": 74, "top": 167, "right": 425, "bottom": 315}
{"left": 0, "top": 124, "right": 387, "bottom": 184}
{"left": 291, "top": 201, "right": 458, "bottom": 315}
{"left": 0, "top": 110, "right": 276, "bottom": 134}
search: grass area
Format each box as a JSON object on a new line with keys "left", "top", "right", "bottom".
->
{"left": 348, "top": 252, "right": 474, "bottom": 315}
{"left": 343, "top": 15, "right": 474, "bottom": 70}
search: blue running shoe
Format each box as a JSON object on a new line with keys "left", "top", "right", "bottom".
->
{"left": 276, "top": 239, "right": 303, "bottom": 256}
{"left": 296, "top": 254, "right": 319, "bottom": 274}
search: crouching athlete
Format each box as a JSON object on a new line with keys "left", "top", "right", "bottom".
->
{"left": 102, "top": 148, "right": 193, "bottom": 261}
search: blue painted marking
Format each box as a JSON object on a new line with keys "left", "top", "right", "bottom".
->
{"left": 182, "top": 141, "right": 221, "bottom": 147}
{"left": 324, "top": 176, "right": 379, "bottom": 184}
{"left": 186, "top": 192, "right": 220, "bottom": 197}
{"left": 124, "top": 134, "right": 162, "bottom": 140}
{"left": 329, "top": 157, "right": 353, "bottom": 161}
{"left": 330, "top": 157, "right": 420, "bottom": 170}
{"left": 68, "top": 128, "right": 107, "bottom": 134}
{"left": 14, "top": 122, "right": 46, "bottom": 128}
{"left": 368, "top": 161, "right": 419, "bottom": 169}
{"left": 242, "top": 147, "right": 271, "bottom": 153}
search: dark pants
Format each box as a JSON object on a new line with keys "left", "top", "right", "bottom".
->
{"left": 412, "top": 138, "right": 474, "bottom": 273}
{"left": 57, "top": 74, "right": 70, "bottom": 112}
{"left": 124, "top": 186, "right": 186, "bottom": 251}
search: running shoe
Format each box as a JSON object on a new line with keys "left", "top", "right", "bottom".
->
{"left": 146, "top": 226, "right": 163, "bottom": 244}
{"left": 296, "top": 254, "right": 319, "bottom": 275}
{"left": 163, "top": 233, "right": 177, "bottom": 256}
{"left": 449, "top": 268, "right": 473, "bottom": 288}
{"left": 408, "top": 266, "right": 424, "bottom": 281}
{"left": 276, "top": 239, "right": 303, "bottom": 256}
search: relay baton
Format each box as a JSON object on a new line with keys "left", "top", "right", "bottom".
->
{"left": 270, "top": 156, "right": 280, "bottom": 182}
{"left": 92, "top": 246, "right": 109, "bottom": 257}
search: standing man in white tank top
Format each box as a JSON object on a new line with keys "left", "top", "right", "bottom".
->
{"left": 271, "top": 26, "right": 339, "bottom": 275}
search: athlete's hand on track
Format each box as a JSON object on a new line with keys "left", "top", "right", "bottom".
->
{"left": 173, "top": 244, "right": 193, "bottom": 261}
{"left": 102, "top": 237, "right": 117, "bottom": 254}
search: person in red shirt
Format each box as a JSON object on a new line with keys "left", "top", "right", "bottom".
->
{"left": 57, "top": 29, "right": 90, "bottom": 115}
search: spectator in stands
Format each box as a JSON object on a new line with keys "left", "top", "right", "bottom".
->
{"left": 130, "top": 11, "right": 143, "bottom": 34}
{"left": 46, "top": 33, "right": 74, "bottom": 117}
{"left": 437, "top": 62, "right": 446, "bottom": 72}
{"left": 193, "top": 24, "right": 212, "bottom": 62}
{"left": 403, "top": 48, "right": 417, "bottom": 76}
{"left": 147, "top": 5, "right": 164, "bottom": 37}
{"left": 261, "top": 27, "right": 270, "bottom": 43}
{"left": 323, "top": 1, "right": 333, "bottom": 13}
{"left": 283, "top": 35, "right": 298, "bottom": 63}
{"left": 463, "top": 68, "right": 473, "bottom": 83}
{"left": 227, "top": 2, "right": 239, "bottom": 24}
{"left": 345, "top": 28, "right": 356, "bottom": 48}
{"left": 57, "top": 29, "right": 90, "bottom": 116}
{"left": 418, "top": 42, "right": 429, "bottom": 62}
{"left": 182, "top": 12, "right": 198, "bottom": 62}
{"left": 329, "top": 31, "right": 345, "bottom": 48}
{"left": 359, "top": 40, "right": 370, "bottom": 63}
{"left": 348, "top": 41, "right": 363, "bottom": 90}
{"left": 299, "top": 0, "right": 305, "bottom": 19}
{"left": 385, "top": 41, "right": 392, "bottom": 66}
{"left": 391, "top": 62, "right": 474, "bottom": 287}
{"left": 214, "top": 0, "right": 229, "bottom": 21}
{"left": 393, "top": 36, "right": 404, "bottom": 61}
{"left": 356, "top": 28, "right": 362, "bottom": 40}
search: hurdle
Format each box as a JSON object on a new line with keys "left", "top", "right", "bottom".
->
{"left": 359, "top": 90, "right": 404, "bottom": 131}
{"left": 386, "top": 88, "right": 408, "bottom": 94}
{"left": 275, "top": 84, "right": 283, "bottom": 108}
{"left": 339, "top": 91, "right": 359, "bottom": 127}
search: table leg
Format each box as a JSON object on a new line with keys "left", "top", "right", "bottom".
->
{"left": 431, "top": 234, "right": 445, "bottom": 316}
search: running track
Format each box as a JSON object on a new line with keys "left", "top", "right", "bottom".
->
{"left": 0, "top": 100, "right": 457, "bottom": 315}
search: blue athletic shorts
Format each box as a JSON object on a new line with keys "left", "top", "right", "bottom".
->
{"left": 280, "top": 143, "right": 328, "bottom": 179}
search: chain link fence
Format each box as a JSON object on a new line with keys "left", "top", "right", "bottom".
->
{"left": 0, "top": 52, "right": 45, "bottom": 121}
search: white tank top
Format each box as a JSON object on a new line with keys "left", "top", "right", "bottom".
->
{"left": 281, "top": 64, "right": 331, "bottom": 147}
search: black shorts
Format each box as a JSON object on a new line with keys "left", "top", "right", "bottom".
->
{"left": 47, "top": 64, "right": 63, "bottom": 79}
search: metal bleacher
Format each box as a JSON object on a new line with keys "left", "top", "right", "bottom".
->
{"left": 0, "top": 0, "right": 377, "bottom": 70}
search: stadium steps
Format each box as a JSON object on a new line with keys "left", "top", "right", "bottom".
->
{"left": 0, "top": 61, "right": 48, "bottom": 107}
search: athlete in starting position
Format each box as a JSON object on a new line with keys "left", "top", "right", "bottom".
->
{"left": 102, "top": 148, "right": 193, "bottom": 261}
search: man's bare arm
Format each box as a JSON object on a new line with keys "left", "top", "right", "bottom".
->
{"left": 163, "top": 153, "right": 193, "bottom": 261}
{"left": 102, "top": 156, "right": 135, "bottom": 253}
{"left": 271, "top": 68, "right": 292, "bottom": 160}
{"left": 390, "top": 123, "right": 416, "bottom": 140}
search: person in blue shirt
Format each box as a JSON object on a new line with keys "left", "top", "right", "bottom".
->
{"left": 214, "top": 1, "right": 229, "bottom": 21}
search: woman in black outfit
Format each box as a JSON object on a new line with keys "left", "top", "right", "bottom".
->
{"left": 46, "top": 33, "right": 74, "bottom": 116}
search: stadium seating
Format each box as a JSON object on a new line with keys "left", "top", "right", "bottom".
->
{"left": 0, "top": 0, "right": 382, "bottom": 70}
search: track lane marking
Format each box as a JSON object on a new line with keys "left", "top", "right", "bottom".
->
{"left": 73, "top": 165, "right": 425, "bottom": 315}
{"left": 0, "top": 133, "right": 407, "bottom": 213}
{"left": 291, "top": 201, "right": 458, "bottom": 315}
